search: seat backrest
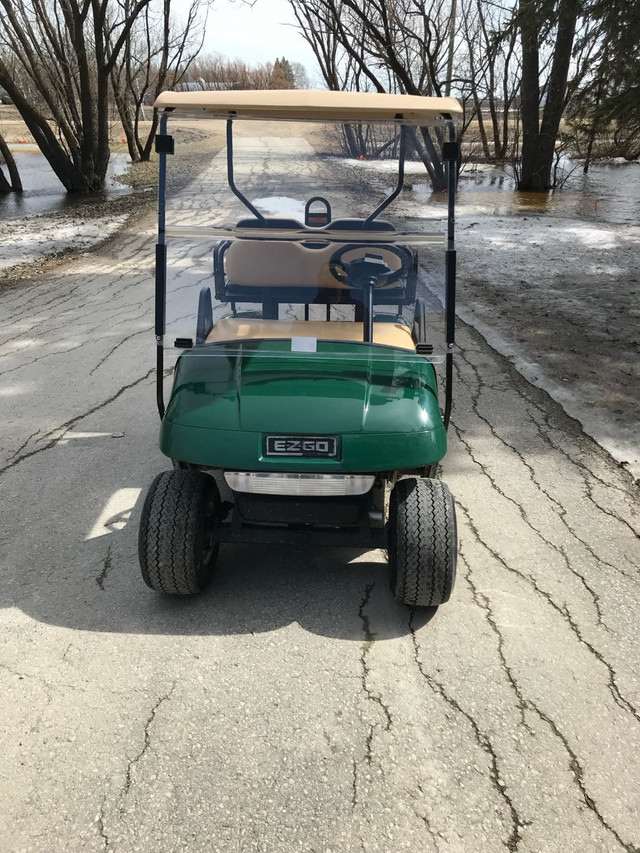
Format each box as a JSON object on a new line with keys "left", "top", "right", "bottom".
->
{"left": 225, "top": 240, "right": 403, "bottom": 289}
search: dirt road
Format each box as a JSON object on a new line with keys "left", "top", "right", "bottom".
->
{"left": 1, "top": 139, "right": 639, "bottom": 853}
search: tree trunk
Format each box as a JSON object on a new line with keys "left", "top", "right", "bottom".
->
{"left": 342, "top": 124, "right": 364, "bottom": 158}
{"left": 111, "top": 73, "right": 140, "bottom": 163}
{"left": 0, "top": 74, "right": 87, "bottom": 191}
{"left": 0, "top": 132, "right": 22, "bottom": 192}
{"left": 518, "top": 0, "right": 579, "bottom": 191}
{"left": 407, "top": 128, "right": 437, "bottom": 188}
{"left": 473, "top": 99, "right": 492, "bottom": 161}
{"left": 419, "top": 127, "right": 447, "bottom": 191}
{"left": 518, "top": 0, "right": 543, "bottom": 189}
{"left": 140, "top": 111, "right": 159, "bottom": 162}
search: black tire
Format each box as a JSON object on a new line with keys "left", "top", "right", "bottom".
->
{"left": 388, "top": 478, "right": 457, "bottom": 607}
{"left": 138, "top": 470, "right": 220, "bottom": 595}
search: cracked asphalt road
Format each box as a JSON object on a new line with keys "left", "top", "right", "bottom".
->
{"left": 1, "top": 140, "right": 639, "bottom": 853}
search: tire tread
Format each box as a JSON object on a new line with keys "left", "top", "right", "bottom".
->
{"left": 139, "top": 470, "right": 218, "bottom": 595}
{"left": 389, "top": 478, "right": 457, "bottom": 607}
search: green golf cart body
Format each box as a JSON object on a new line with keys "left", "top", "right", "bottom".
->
{"left": 139, "top": 89, "right": 461, "bottom": 607}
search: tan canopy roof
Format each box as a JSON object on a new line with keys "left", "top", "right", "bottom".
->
{"left": 153, "top": 89, "right": 462, "bottom": 122}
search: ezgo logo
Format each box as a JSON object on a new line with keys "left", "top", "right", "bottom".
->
{"left": 264, "top": 435, "right": 338, "bottom": 458}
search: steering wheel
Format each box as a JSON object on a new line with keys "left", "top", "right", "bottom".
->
{"left": 328, "top": 243, "right": 412, "bottom": 289}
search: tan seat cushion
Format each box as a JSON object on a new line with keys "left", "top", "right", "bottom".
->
{"left": 206, "top": 318, "right": 415, "bottom": 350}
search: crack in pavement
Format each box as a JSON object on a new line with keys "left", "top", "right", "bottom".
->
{"left": 96, "top": 799, "right": 110, "bottom": 851}
{"left": 456, "top": 500, "right": 640, "bottom": 725}
{"left": 0, "top": 300, "right": 152, "bottom": 379}
{"left": 0, "top": 266, "right": 151, "bottom": 349}
{"left": 409, "top": 783, "right": 441, "bottom": 852}
{"left": 409, "top": 611, "right": 523, "bottom": 852}
{"left": 7, "top": 427, "right": 46, "bottom": 463}
{"left": 96, "top": 546, "right": 112, "bottom": 591}
{"left": 460, "top": 551, "right": 535, "bottom": 734}
{"left": 0, "top": 664, "right": 55, "bottom": 728}
{"left": 518, "top": 382, "right": 640, "bottom": 537}
{"left": 358, "top": 582, "right": 393, "bottom": 740}
{"left": 527, "top": 701, "right": 636, "bottom": 851}
{"left": 352, "top": 582, "right": 392, "bottom": 809}
{"left": 0, "top": 368, "right": 155, "bottom": 480}
{"left": 351, "top": 758, "right": 358, "bottom": 810}
{"left": 452, "top": 419, "right": 608, "bottom": 627}
{"left": 457, "top": 334, "right": 639, "bottom": 522}
{"left": 89, "top": 323, "right": 153, "bottom": 376}
{"left": 460, "top": 546, "right": 634, "bottom": 849}
{"left": 0, "top": 335, "right": 100, "bottom": 379}
{"left": 0, "top": 662, "right": 138, "bottom": 703}
{"left": 120, "top": 683, "right": 177, "bottom": 800}
{"left": 1, "top": 279, "right": 86, "bottom": 320}
{"left": 455, "top": 343, "right": 633, "bottom": 604}
{"left": 531, "top": 415, "right": 640, "bottom": 547}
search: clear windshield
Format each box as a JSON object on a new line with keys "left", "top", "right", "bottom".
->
{"left": 160, "top": 116, "right": 452, "bottom": 362}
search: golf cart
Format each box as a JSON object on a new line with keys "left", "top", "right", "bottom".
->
{"left": 139, "top": 90, "right": 461, "bottom": 607}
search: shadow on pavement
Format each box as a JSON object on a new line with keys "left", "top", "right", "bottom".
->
{"left": 2, "top": 485, "right": 441, "bottom": 641}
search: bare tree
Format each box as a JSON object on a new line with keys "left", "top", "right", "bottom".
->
{"left": 289, "top": 0, "right": 460, "bottom": 188}
{"left": 183, "top": 55, "right": 303, "bottom": 90}
{"left": 458, "top": 0, "right": 518, "bottom": 163}
{"left": 110, "top": 0, "right": 209, "bottom": 163}
{"left": 0, "top": 0, "right": 153, "bottom": 192}
{"left": 289, "top": 0, "right": 346, "bottom": 90}
{"left": 290, "top": 61, "right": 310, "bottom": 89}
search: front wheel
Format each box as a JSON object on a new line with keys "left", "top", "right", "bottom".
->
{"left": 388, "top": 478, "right": 457, "bottom": 607}
{"left": 139, "top": 470, "right": 220, "bottom": 595}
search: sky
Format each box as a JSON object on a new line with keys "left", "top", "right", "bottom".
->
{"left": 183, "top": 0, "right": 321, "bottom": 80}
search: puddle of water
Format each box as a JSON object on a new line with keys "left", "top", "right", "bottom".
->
{"left": 408, "top": 161, "right": 639, "bottom": 225}
{"left": 456, "top": 161, "right": 640, "bottom": 225}
{"left": 3, "top": 146, "right": 638, "bottom": 228}
{"left": 0, "top": 150, "right": 132, "bottom": 219}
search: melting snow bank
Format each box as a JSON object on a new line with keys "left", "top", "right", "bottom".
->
{"left": 0, "top": 211, "right": 129, "bottom": 278}
{"left": 456, "top": 209, "right": 640, "bottom": 482}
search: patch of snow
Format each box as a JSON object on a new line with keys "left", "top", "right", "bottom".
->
{"left": 252, "top": 196, "right": 306, "bottom": 219}
{"left": 456, "top": 204, "right": 640, "bottom": 480}
{"left": 456, "top": 303, "right": 640, "bottom": 478}
{"left": 606, "top": 157, "right": 640, "bottom": 166}
{"left": 563, "top": 225, "right": 618, "bottom": 249}
{"left": 460, "top": 161, "right": 501, "bottom": 174}
{"left": 0, "top": 214, "right": 128, "bottom": 276}
{"left": 341, "top": 158, "right": 429, "bottom": 176}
